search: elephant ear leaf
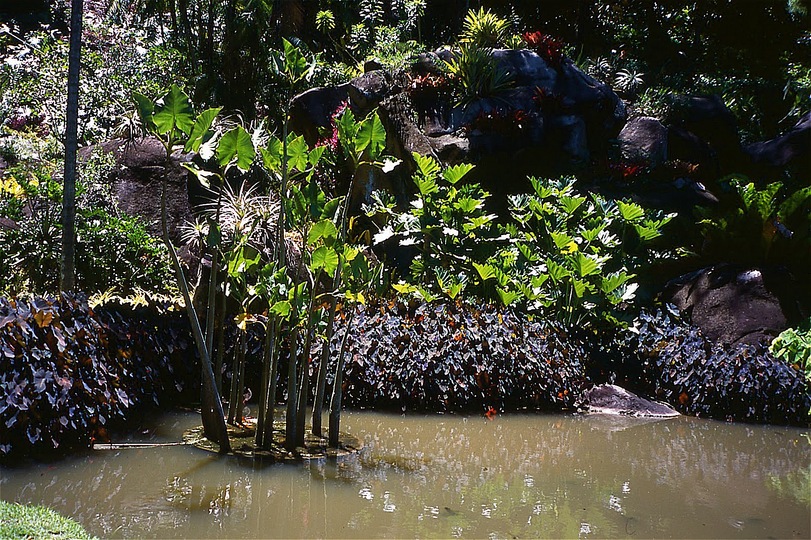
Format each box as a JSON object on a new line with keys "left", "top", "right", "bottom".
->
{"left": 217, "top": 126, "right": 256, "bottom": 171}
{"left": 133, "top": 92, "right": 155, "bottom": 131}
{"left": 153, "top": 84, "right": 195, "bottom": 136}
{"left": 185, "top": 107, "right": 221, "bottom": 153}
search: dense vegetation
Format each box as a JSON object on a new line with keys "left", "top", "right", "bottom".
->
{"left": 0, "top": 0, "right": 809, "bottom": 458}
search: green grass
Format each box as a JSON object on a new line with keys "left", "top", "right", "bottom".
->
{"left": 0, "top": 500, "right": 95, "bottom": 539}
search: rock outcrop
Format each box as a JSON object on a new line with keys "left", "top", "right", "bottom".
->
{"left": 289, "top": 48, "right": 626, "bottom": 209}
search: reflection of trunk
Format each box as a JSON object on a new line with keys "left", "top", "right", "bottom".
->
{"left": 329, "top": 307, "right": 355, "bottom": 447}
{"left": 61, "top": 0, "right": 82, "bottom": 292}
{"left": 161, "top": 178, "right": 230, "bottom": 453}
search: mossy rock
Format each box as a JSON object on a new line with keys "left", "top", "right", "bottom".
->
{"left": 183, "top": 419, "right": 361, "bottom": 460}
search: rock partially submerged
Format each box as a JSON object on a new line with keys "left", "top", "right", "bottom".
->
{"left": 580, "top": 384, "right": 680, "bottom": 418}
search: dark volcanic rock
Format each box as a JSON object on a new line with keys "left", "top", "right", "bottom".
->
{"left": 662, "top": 265, "right": 806, "bottom": 346}
{"left": 744, "top": 111, "right": 811, "bottom": 178}
{"left": 289, "top": 48, "right": 626, "bottom": 206}
{"left": 618, "top": 116, "right": 668, "bottom": 165}
{"left": 78, "top": 137, "right": 195, "bottom": 246}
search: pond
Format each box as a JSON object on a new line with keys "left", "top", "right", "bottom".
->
{"left": 1, "top": 410, "right": 809, "bottom": 539}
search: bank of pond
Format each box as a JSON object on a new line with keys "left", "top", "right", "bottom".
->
{"left": 0, "top": 294, "right": 808, "bottom": 460}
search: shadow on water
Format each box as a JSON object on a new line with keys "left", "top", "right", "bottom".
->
{"left": 1, "top": 410, "right": 809, "bottom": 539}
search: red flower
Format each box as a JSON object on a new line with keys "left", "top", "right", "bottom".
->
{"left": 522, "top": 31, "right": 565, "bottom": 69}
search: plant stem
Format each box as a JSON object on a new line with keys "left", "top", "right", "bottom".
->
{"left": 329, "top": 305, "right": 356, "bottom": 448}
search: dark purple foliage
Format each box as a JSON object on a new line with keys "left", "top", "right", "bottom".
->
{"left": 0, "top": 295, "right": 196, "bottom": 459}
{"left": 608, "top": 308, "right": 810, "bottom": 425}
{"left": 322, "top": 301, "right": 588, "bottom": 413}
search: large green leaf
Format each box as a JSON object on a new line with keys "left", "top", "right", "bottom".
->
{"left": 308, "top": 219, "right": 338, "bottom": 245}
{"left": 355, "top": 113, "right": 386, "bottom": 159}
{"left": 443, "top": 163, "right": 474, "bottom": 185}
{"left": 287, "top": 135, "right": 310, "bottom": 172}
{"left": 413, "top": 152, "right": 440, "bottom": 181}
{"left": 152, "top": 84, "right": 194, "bottom": 136}
{"left": 310, "top": 245, "right": 339, "bottom": 275}
{"left": 282, "top": 38, "right": 308, "bottom": 81}
{"left": 261, "top": 137, "right": 283, "bottom": 173}
{"left": 132, "top": 92, "right": 155, "bottom": 131}
{"left": 617, "top": 200, "right": 645, "bottom": 222}
{"left": 473, "top": 262, "right": 496, "bottom": 281}
{"left": 217, "top": 126, "right": 256, "bottom": 171}
{"left": 571, "top": 252, "right": 602, "bottom": 277}
{"left": 184, "top": 107, "right": 221, "bottom": 153}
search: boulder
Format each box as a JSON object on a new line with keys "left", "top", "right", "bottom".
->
{"left": 665, "top": 94, "right": 743, "bottom": 181}
{"left": 618, "top": 116, "right": 668, "bottom": 165}
{"left": 662, "top": 265, "right": 807, "bottom": 346}
{"left": 744, "top": 111, "right": 811, "bottom": 178}
{"left": 580, "top": 384, "right": 680, "bottom": 417}
{"left": 289, "top": 48, "right": 626, "bottom": 207}
{"left": 77, "top": 137, "right": 195, "bottom": 247}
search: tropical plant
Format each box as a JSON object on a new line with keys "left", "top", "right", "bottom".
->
{"left": 483, "top": 177, "right": 674, "bottom": 327}
{"left": 460, "top": 8, "right": 510, "bottom": 48}
{"left": 0, "top": 161, "right": 173, "bottom": 297}
{"left": 695, "top": 176, "right": 811, "bottom": 269}
{"left": 771, "top": 323, "right": 811, "bottom": 385}
{"left": 365, "top": 153, "right": 502, "bottom": 303}
{"left": 444, "top": 44, "right": 515, "bottom": 107}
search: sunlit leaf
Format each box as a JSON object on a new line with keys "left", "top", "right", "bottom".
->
{"left": 153, "top": 84, "right": 194, "bottom": 136}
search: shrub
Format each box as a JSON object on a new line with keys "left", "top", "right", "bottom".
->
{"left": 444, "top": 44, "right": 515, "bottom": 107}
{"left": 771, "top": 324, "right": 811, "bottom": 384}
{"left": 328, "top": 300, "right": 587, "bottom": 413}
{"left": 522, "top": 31, "right": 565, "bottom": 69}
{"left": 695, "top": 176, "right": 811, "bottom": 271}
{"left": 0, "top": 160, "right": 173, "bottom": 296}
{"left": 0, "top": 295, "right": 196, "bottom": 459}
{"left": 609, "top": 308, "right": 811, "bottom": 425}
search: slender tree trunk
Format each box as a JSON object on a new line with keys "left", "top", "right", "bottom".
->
{"left": 312, "top": 275, "right": 339, "bottom": 436}
{"left": 328, "top": 307, "right": 355, "bottom": 448}
{"left": 61, "top": 0, "right": 82, "bottom": 293}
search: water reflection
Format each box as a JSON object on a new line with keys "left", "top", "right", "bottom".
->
{"left": 1, "top": 411, "right": 808, "bottom": 539}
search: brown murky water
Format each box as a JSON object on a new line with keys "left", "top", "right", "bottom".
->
{"left": 1, "top": 410, "right": 809, "bottom": 539}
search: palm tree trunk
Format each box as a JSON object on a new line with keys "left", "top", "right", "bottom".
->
{"left": 61, "top": 0, "right": 82, "bottom": 292}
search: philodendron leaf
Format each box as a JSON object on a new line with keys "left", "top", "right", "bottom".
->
{"left": 185, "top": 107, "right": 221, "bottom": 153}
{"left": 473, "top": 262, "right": 496, "bottom": 281}
{"left": 571, "top": 252, "right": 602, "bottom": 277}
{"left": 311, "top": 245, "right": 339, "bottom": 274}
{"left": 217, "top": 126, "right": 255, "bottom": 171}
{"left": 617, "top": 200, "right": 645, "bottom": 222}
{"left": 496, "top": 287, "right": 521, "bottom": 306}
{"left": 413, "top": 152, "right": 440, "bottom": 181}
{"left": 443, "top": 163, "right": 475, "bottom": 185}
{"left": 270, "top": 300, "right": 291, "bottom": 318}
{"left": 153, "top": 84, "right": 194, "bottom": 136}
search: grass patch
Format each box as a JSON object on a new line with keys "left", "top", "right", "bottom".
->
{"left": 0, "top": 500, "right": 94, "bottom": 539}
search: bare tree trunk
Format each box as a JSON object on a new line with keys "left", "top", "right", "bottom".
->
{"left": 61, "top": 0, "right": 82, "bottom": 292}
{"left": 329, "top": 307, "right": 355, "bottom": 448}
